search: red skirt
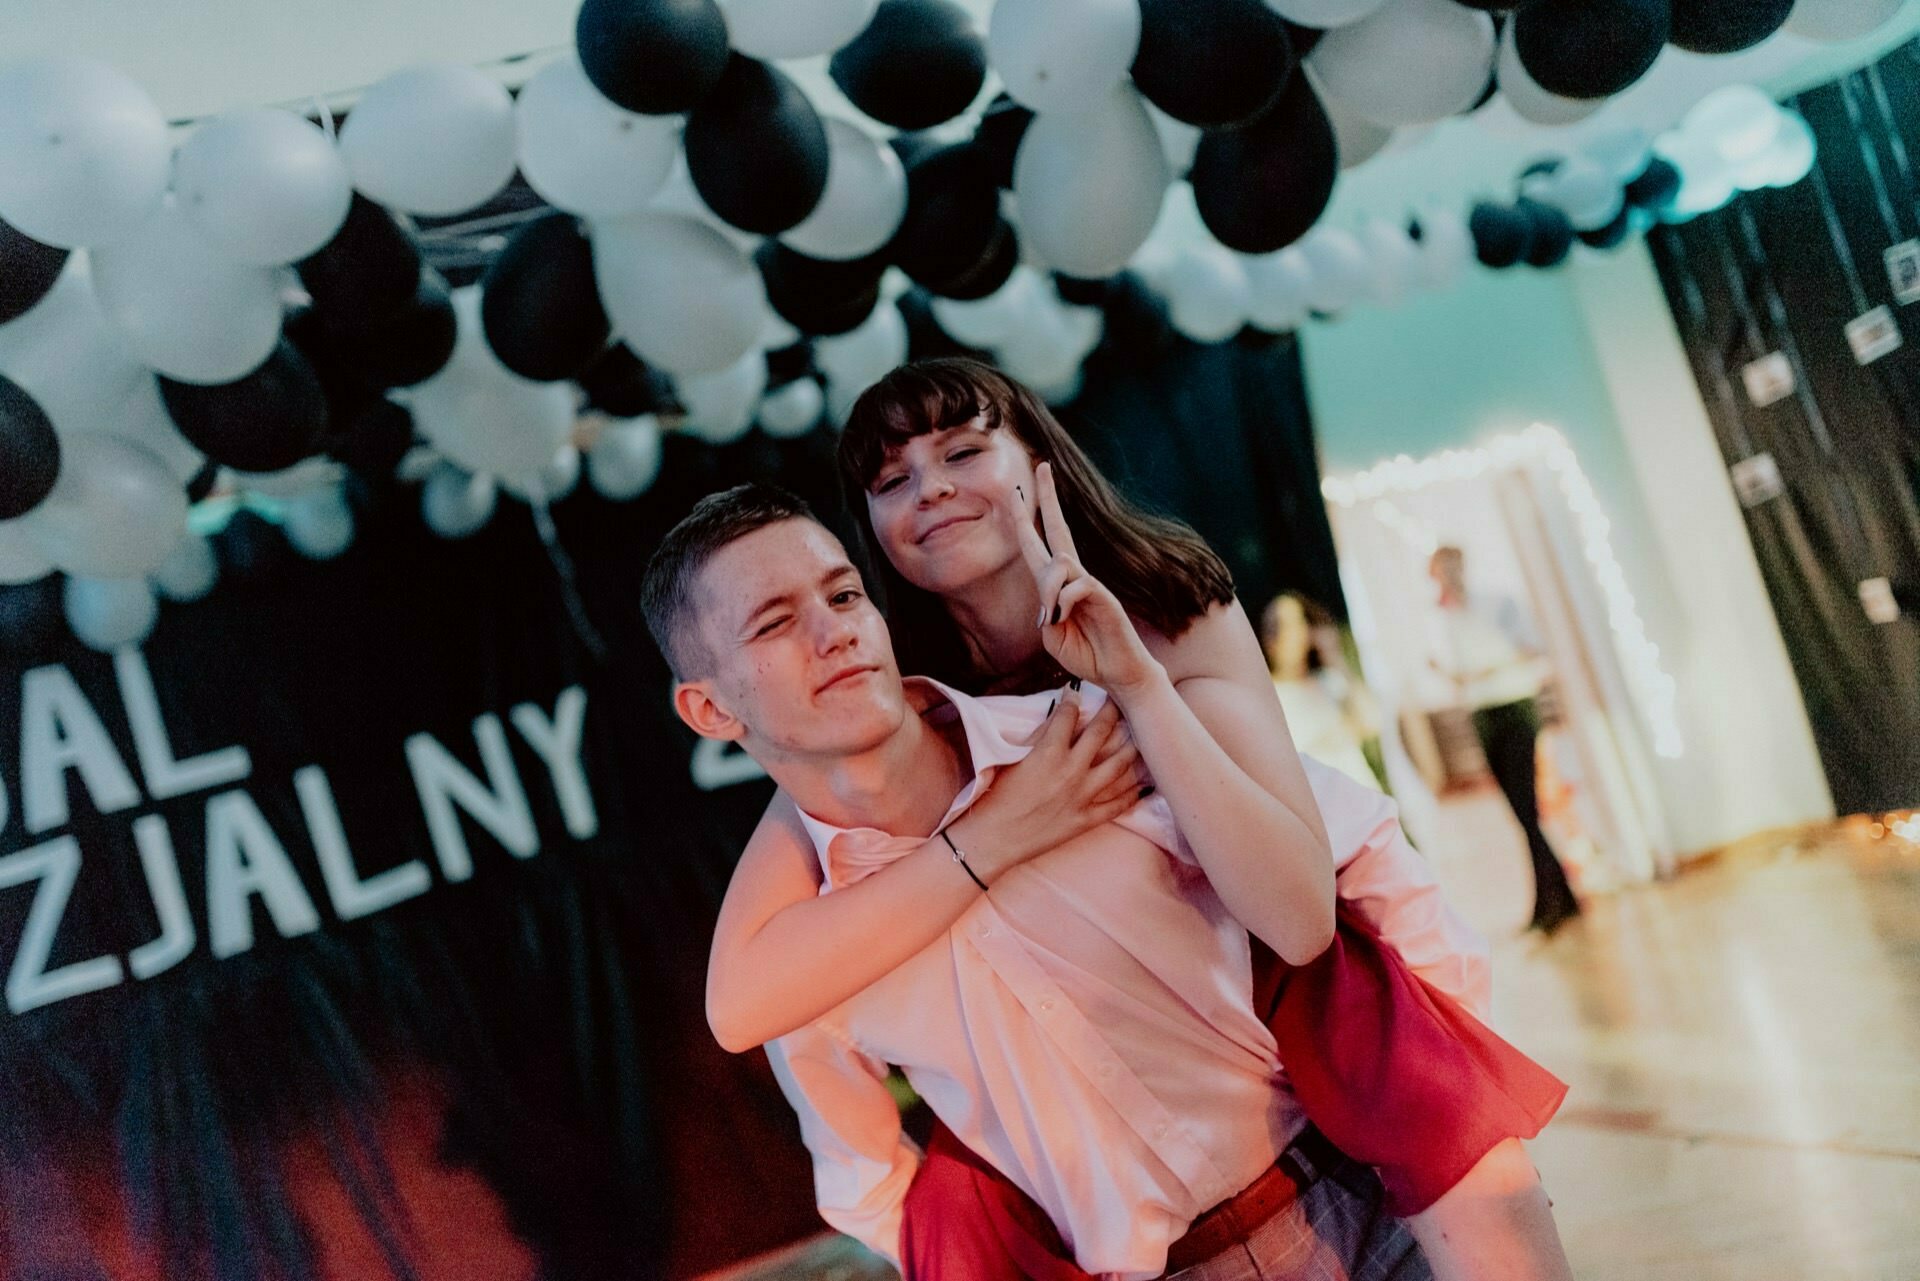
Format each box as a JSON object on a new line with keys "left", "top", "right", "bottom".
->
{"left": 898, "top": 905, "right": 1566, "bottom": 1279}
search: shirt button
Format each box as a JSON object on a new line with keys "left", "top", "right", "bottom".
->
{"left": 1039, "top": 999, "right": 1055, "bottom": 1012}
{"left": 1153, "top": 1122, "right": 1169, "bottom": 1138}
{"left": 977, "top": 924, "right": 993, "bottom": 938}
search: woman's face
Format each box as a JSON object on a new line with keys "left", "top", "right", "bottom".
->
{"left": 864, "top": 415, "right": 1039, "bottom": 597}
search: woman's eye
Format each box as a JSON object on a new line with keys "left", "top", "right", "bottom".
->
{"left": 874, "top": 475, "right": 905, "bottom": 495}
{"left": 948, "top": 448, "right": 980, "bottom": 462}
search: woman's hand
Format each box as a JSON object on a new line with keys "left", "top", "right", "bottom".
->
{"left": 1018, "top": 461, "right": 1164, "bottom": 695}
{"left": 948, "top": 685, "right": 1145, "bottom": 880}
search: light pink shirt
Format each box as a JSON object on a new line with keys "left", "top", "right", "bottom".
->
{"left": 766, "top": 679, "right": 1490, "bottom": 1279}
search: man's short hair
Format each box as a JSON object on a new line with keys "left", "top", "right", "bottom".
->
{"left": 641, "top": 483, "right": 820, "bottom": 679}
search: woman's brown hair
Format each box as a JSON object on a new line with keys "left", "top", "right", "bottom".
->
{"left": 838, "top": 358, "right": 1235, "bottom": 689}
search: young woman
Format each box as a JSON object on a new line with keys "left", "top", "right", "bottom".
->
{"left": 705, "top": 359, "right": 1571, "bottom": 1280}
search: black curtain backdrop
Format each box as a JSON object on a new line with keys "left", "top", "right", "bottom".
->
{"left": 1649, "top": 40, "right": 1920, "bottom": 816}
{"left": 0, "top": 282, "right": 1334, "bottom": 1280}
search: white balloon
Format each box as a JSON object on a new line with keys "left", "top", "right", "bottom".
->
{"left": 174, "top": 108, "right": 352, "bottom": 266}
{"left": 1547, "top": 157, "right": 1625, "bottom": 231}
{"left": 501, "top": 444, "right": 583, "bottom": 503}
{"left": 783, "top": 118, "right": 908, "bottom": 260}
{"left": 1786, "top": 0, "right": 1902, "bottom": 42}
{"left": 593, "top": 214, "right": 773, "bottom": 374}
{"left": 1323, "top": 81, "right": 1395, "bottom": 169}
{"left": 91, "top": 198, "right": 284, "bottom": 384}
{"left": 1244, "top": 247, "right": 1314, "bottom": 330}
{"left": 1014, "top": 82, "right": 1171, "bottom": 277}
{"left": 1145, "top": 103, "right": 1201, "bottom": 176}
{"left": 1311, "top": 0, "right": 1495, "bottom": 126}
{"left": 816, "top": 301, "right": 908, "bottom": 400}
{"left": 516, "top": 54, "right": 678, "bottom": 219}
{"left": 283, "top": 487, "right": 356, "bottom": 559}
{"left": 1361, "top": 218, "right": 1421, "bottom": 305}
{"left": 931, "top": 265, "right": 1042, "bottom": 348}
{"left": 1412, "top": 207, "right": 1471, "bottom": 289}
{"left": 340, "top": 64, "right": 517, "bottom": 216}
{"left": 586, "top": 416, "right": 663, "bottom": 499}
{"left": 0, "top": 255, "right": 149, "bottom": 438}
{"left": 1299, "top": 228, "right": 1372, "bottom": 312}
{"left": 1582, "top": 125, "right": 1652, "bottom": 183}
{"left": 0, "top": 518, "right": 54, "bottom": 584}
{"left": 760, "top": 378, "right": 826, "bottom": 438}
{"left": 0, "top": 58, "right": 170, "bottom": 248}
{"left": 1685, "top": 85, "right": 1782, "bottom": 164}
{"left": 1737, "top": 112, "right": 1817, "bottom": 190}
{"left": 1265, "top": 0, "right": 1390, "bottom": 26}
{"left": 996, "top": 294, "right": 1102, "bottom": 387}
{"left": 718, "top": 0, "right": 881, "bottom": 58}
{"left": 230, "top": 456, "right": 345, "bottom": 499}
{"left": 990, "top": 0, "right": 1141, "bottom": 115}
{"left": 92, "top": 376, "right": 207, "bottom": 484}
{"left": 151, "top": 532, "right": 218, "bottom": 601}
{"left": 1658, "top": 133, "right": 1736, "bottom": 220}
{"left": 421, "top": 463, "right": 499, "bottom": 538}
{"left": 1495, "top": 24, "right": 1601, "bottom": 127}
{"left": 407, "top": 287, "right": 576, "bottom": 478}
{"left": 1165, "top": 244, "right": 1251, "bottom": 343}
{"left": 25, "top": 434, "right": 187, "bottom": 578}
{"left": 677, "top": 351, "right": 768, "bottom": 445}
{"left": 64, "top": 575, "right": 157, "bottom": 651}
{"left": 1032, "top": 366, "right": 1084, "bottom": 406}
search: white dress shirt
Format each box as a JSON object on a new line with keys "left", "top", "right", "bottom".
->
{"left": 766, "top": 679, "right": 1490, "bottom": 1279}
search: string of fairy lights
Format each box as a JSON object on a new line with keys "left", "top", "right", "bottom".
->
{"left": 1322, "top": 422, "right": 1684, "bottom": 761}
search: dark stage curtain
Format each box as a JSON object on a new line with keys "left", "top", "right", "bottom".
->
{"left": 1649, "top": 40, "right": 1920, "bottom": 815}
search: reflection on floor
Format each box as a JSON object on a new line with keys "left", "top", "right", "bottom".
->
{"left": 715, "top": 801, "right": 1920, "bottom": 1281}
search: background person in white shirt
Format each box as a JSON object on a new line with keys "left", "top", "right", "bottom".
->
{"left": 1425, "top": 546, "right": 1580, "bottom": 935}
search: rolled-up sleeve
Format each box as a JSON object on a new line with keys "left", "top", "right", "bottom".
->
{"left": 1307, "top": 758, "right": 1494, "bottom": 1019}
{"left": 765, "top": 1024, "right": 923, "bottom": 1268}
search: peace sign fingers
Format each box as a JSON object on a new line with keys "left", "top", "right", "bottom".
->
{"left": 1035, "top": 462, "right": 1080, "bottom": 566}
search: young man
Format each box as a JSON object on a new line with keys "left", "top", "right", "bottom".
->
{"left": 642, "top": 485, "right": 1473, "bottom": 1280}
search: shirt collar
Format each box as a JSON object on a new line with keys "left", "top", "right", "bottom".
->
{"left": 795, "top": 676, "right": 1057, "bottom": 891}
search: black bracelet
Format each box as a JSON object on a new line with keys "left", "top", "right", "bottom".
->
{"left": 939, "top": 828, "right": 989, "bottom": 892}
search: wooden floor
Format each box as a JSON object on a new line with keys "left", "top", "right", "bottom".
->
{"left": 714, "top": 795, "right": 1920, "bottom": 1281}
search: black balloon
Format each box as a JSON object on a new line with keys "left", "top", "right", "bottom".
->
{"left": 1190, "top": 75, "right": 1337, "bottom": 254}
{"left": 186, "top": 460, "right": 221, "bottom": 504}
{"left": 1513, "top": 0, "right": 1668, "bottom": 100}
{"left": 576, "top": 0, "right": 729, "bottom": 114}
{"left": 686, "top": 57, "right": 830, "bottom": 234}
{"left": 830, "top": 0, "right": 988, "bottom": 130}
{"left": 888, "top": 143, "right": 1002, "bottom": 287}
{"left": 765, "top": 340, "right": 815, "bottom": 387}
{"left": 1133, "top": 0, "right": 1295, "bottom": 129}
{"left": 1625, "top": 156, "right": 1682, "bottom": 210}
{"left": 298, "top": 195, "right": 423, "bottom": 323}
{"left": 1469, "top": 202, "right": 1534, "bottom": 267}
{"left": 0, "top": 373, "right": 59, "bottom": 520}
{"left": 329, "top": 397, "right": 417, "bottom": 481}
{"left": 1518, "top": 198, "right": 1574, "bottom": 267}
{"left": 481, "top": 214, "right": 611, "bottom": 380}
{"left": 757, "top": 242, "right": 887, "bottom": 336}
{"left": 974, "top": 95, "right": 1034, "bottom": 190}
{"left": 579, "top": 343, "right": 674, "bottom": 416}
{"left": 926, "top": 217, "right": 1018, "bottom": 301}
{"left": 160, "top": 344, "right": 331, "bottom": 473}
{"left": 1576, "top": 204, "right": 1633, "bottom": 249}
{"left": 1670, "top": 0, "right": 1791, "bottom": 53}
{"left": 322, "top": 268, "right": 460, "bottom": 390}
{"left": 0, "top": 219, "right": 68, "bottom": 326}
{"left": 0, "top": 578, "right": 61, "bottom": 655}
{"left": 1054, "top": 274, "right": 1112, "bottom": 307}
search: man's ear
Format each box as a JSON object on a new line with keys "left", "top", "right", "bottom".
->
{"left": 673, "top": 678, "right": 748, "bottom": 743}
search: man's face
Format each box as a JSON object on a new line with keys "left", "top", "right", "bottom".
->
{"left": 681, "top": 519, "right": 909, "bottom": 763}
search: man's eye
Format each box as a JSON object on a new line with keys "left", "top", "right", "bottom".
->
{"left": 754, "top": 617, "right": 790, "bottom": 638}
{"left": 832, "top": 589, "right": 864, "bottom": 605}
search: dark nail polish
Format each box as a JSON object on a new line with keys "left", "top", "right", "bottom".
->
{"left": 1138, "top": 785, "right": 1155, "bottom": 799}
{"left": 1046, "top": 698, "right": 1056, "bottom": 716}
{"left": 1051, "top": 604, "right": 1062, "bottom": 625}
{"left": 1069, "top": 677, "right": 1082, "bottom": 691}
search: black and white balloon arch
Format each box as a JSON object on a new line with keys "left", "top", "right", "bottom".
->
{"left": 0, "top": 0, "right": 1884, "bottom": 650}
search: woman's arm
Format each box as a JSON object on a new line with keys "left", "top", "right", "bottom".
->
{"left": 1025, "top": 463, "right": 1334, "bottom": 963}
{"left": 706, "top": 692, "right": 1141, "bottom": 1053}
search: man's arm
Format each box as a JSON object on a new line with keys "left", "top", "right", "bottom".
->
{"left": 764, "top": 1025, "right": 922, "bottom": 1267}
